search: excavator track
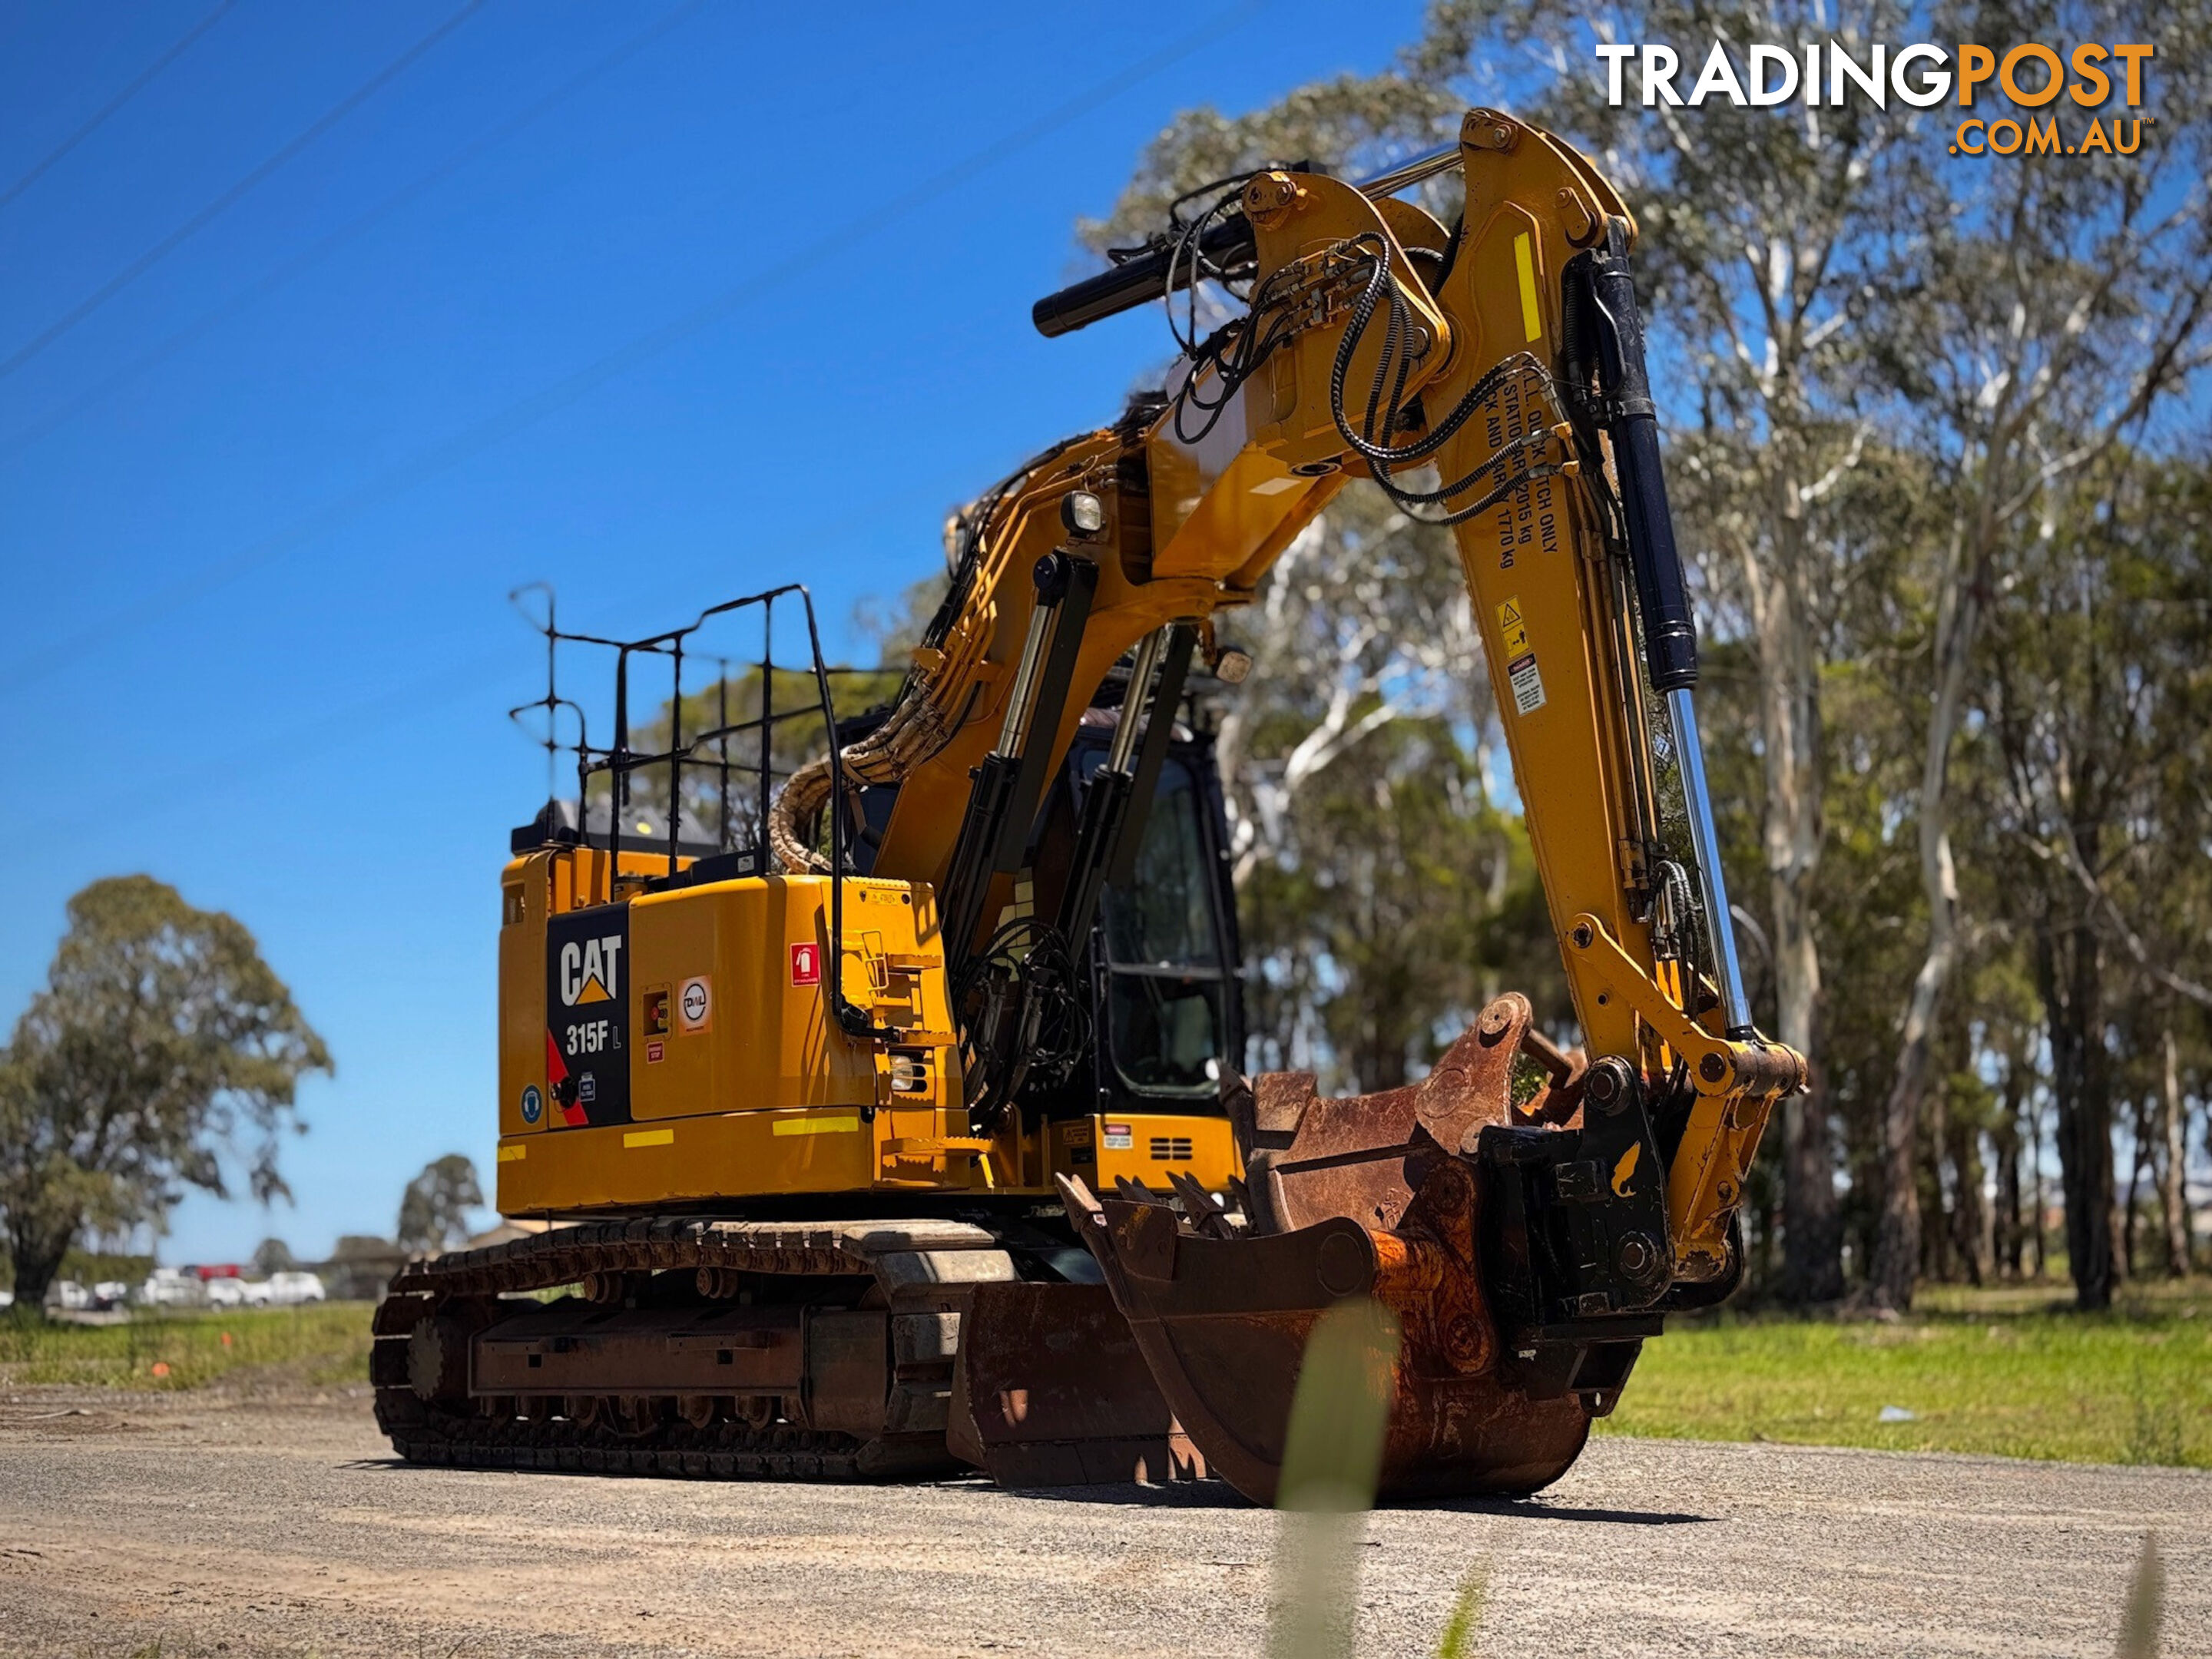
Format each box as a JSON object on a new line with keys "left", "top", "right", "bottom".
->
{"left": 372, "top": 1217, "right": 1015, "bottom": 1481}
{"left": 375, "top": 1396, "right": 886, "bottom": 1479}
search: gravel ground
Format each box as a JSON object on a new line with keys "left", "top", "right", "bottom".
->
{"left": 0, "top": 1385, "right": 2203, "bottom": 1658}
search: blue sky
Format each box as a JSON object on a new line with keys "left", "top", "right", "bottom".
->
{"left": 0, "top": 0, "right": 1431, "bottom": 1263}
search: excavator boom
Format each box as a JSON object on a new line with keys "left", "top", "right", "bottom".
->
{"left": 816, "top": 108, "right": 1806, "bottom": 1498}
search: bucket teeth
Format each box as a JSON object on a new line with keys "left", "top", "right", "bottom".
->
{"left": 1166, "top": 1169, "right": 1237, "bottom": 1238}
{"left": 1112, "top": 1174, "right": 1171, "bottom": 1207}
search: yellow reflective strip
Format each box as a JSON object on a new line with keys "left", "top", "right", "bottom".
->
{"left": 497, "top": 1144, "right": 527, "bottom": 1163}
{"left": 1513, "top": 232, "right": 1542, "bottom": 343}
{"left": 622, "top": 1128, "right": 675, "bottom": 1149}
{"left": 773, "top": 1114, "right": 863, "bottom": 1137}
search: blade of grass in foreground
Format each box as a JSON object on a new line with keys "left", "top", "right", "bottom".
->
{"left": 2118, "top": 1532, "right": 2163, "bottom": 1658}
{"left": 1268, "top": 1296, "right": 1402, "bottom": 1659}
{"left": 1433, "top": 1565, "right": 1489, "bottom": 1659}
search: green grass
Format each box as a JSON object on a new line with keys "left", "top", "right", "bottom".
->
{"left": 0, "top": 1302, "right": 373, "bottom": 1392}
{"left": 1598, "top": 1277, "right": 2212, "bottom": 1467}
{"left": 8, "top": 1280, "right": 2210, "bottom": 1474}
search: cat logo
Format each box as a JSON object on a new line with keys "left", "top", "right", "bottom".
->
{"left": 558, "top": 934, "right": 624, "bottom": 1008}
{"left": 546, "top": 906, "right": 631, "bottom": 1127}
{"left": 1611, "top": 1142, "right": 1641, "bottom": 1198}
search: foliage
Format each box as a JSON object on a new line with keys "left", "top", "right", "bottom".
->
{"left": 1241, "top": 707, "right": 1566, "bottom": 1090}
{"left": 395, "top": 1154, "right": 484, "bottom": 1256}
{"left": 252, "top": 1237, "right": 296, "bottom": 1275}
{"left": 581, "top": 665, "right": 855, "bottom": 846}
{"left": 331, "top": 1233, "right": 399, "bottom": 1260}
{"left": 0, "top": 876, "right": 329, "bottom": 1315}
{"left": 1204, "top": 459, "right": 1568, "bottom": 1089}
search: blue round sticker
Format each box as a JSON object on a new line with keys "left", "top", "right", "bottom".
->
{"left": 520, "top": 1084, "right": 543, "bottom": 1125}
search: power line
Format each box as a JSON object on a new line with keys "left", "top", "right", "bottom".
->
{"left": 0, "top": 0, "right": 487, "bottom": 384}
{"left": 118, "top": 644, "right": 515, "bottom": 815}
{"left": 0, "top": 0, "right": 709, "bottom": 465}
{"left": 97, "top": 485, "right": 937, "bottom": 838}
{"left": 112, "top": 484, "right": 939, "bottom": 818}
{"left": 0, "top": 0, "right": 237, "bottom": 211}
{"left": 0, "top": 0, "right": 1265, "bottom": 697}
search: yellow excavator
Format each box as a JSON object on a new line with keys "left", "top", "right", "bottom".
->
{"left": 374, "top": 107, "right": 1804, "bottom": 1502}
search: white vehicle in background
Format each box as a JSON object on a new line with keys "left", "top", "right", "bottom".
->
{"left": 265, "top": 1271, "right": 326, "bottom": 1306}
{"left": 43, "top": 1280, "right": 92, "bottom": 1311}
{"left": 204, "top": 1277, "right": 271, "bottom": 1309}
{"left": 91, "top": 1281, "right": 131, "bottom": 1310}
{"left": 137, "top": 1269, "right": 206, "bottom": 1308}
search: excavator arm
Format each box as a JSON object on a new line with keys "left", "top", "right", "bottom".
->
{"left": 782, "top": 108, "right": 1804, "bottom": 1499}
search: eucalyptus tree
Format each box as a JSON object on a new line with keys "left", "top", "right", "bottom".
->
{"left": 1856, "top": 0, "right": 2212, "bottom": 1307}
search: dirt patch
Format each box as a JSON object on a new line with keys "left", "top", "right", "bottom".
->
{"left": 0, "top": 1385, "right": 2204, "bottom": 1657}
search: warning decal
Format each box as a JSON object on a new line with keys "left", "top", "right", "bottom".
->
{"left": 1508, "top": 654, "right": 1548, "bottom": 716}
{"left": 1498, "top": 596, "right": 1547, "bottom": 716}
{"left": 1497, "top": 596, "right": 1530, "bottom": 657}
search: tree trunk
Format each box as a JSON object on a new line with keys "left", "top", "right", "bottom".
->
{"left": 2123, "top": 1098, "right": 2148, "bottom": 1280}
{"left": 1993, "top": 1126, "right": 2020, "bottom": 1279}
{"left": 1740, "top": 501, "right": 1843, "bottom": 1307}
{"left": 2040, "top": 903, "right": 2115, "bottom": 1310}
{"left": 2160, "top": 1028, "right": 2192, "bottom": 1276}
{"left": 1780, "top": 1083, "right": 1842, "bottom": 1302}
{"left": 1926, "top": 1084, "right": 1952, "bottom": 1283}
{"left": 1871, "top": 939, "right": 1949, "bottom": 1308}
{"left": 2030, "top": 1092, "right": 2049, "bottom": 1280}
{"left": 1869, "top": 532, "right": 1984, "bottom": 1310}
{"left": 1949, "top": 1108, "right": 1990, "bottom": 1287}
{"left": 4, "top": 1217, "right": 73, "bottom": 1320}
{"left": 1993, "top": 1065, "right": 2026, "bottom": 1278}
{"left": 1771, "top": 800, "right": 1839, "bottom": 1298}
{"left": 2109, "top": 1167, "right": 2130, "bottom": 1293}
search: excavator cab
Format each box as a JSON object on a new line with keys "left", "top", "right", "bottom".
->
{"left": 1035, "top": 707, "right": 1243, "bottom": 1118}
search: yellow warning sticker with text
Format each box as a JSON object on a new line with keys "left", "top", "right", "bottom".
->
{"left": 1497, "top": 596, "right": 1546, "bottom": 716}
{"left": 1497, "top": 598, "right": 1529, "bottom": 656}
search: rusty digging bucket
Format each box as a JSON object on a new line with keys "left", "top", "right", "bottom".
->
{"left": 972, "top": 992, "right": 1637, "bottom": 1504}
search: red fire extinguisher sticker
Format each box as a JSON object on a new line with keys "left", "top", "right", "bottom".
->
{"left": 790, "top": 942, "right": 821, "bottom": 986}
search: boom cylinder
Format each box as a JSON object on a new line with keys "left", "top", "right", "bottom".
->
{"left": 1049, "top": 631, "right": 1164, "bottom": 958}
{"left": 1586, "top": 223, "right": 1697, "bottom": 695}
{"left": 995, "top": 553, "right": 1071, "bottom": 753}
{"left": 937, "top": 552, "right": 1094, "bottom": 969}
{"left": 1581, "top": 220, "right": 1754, "bottom": 1039}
